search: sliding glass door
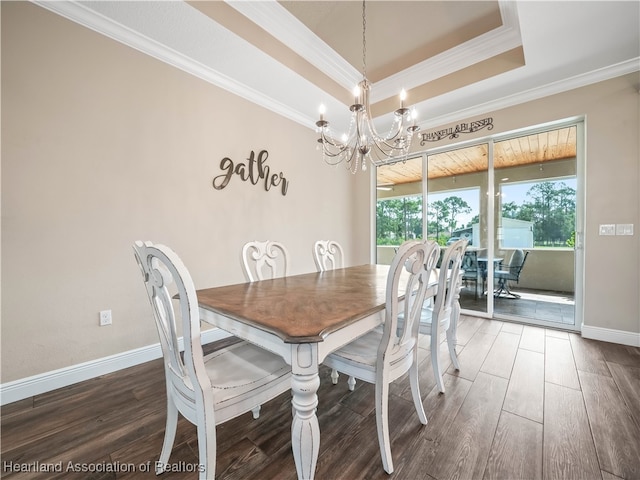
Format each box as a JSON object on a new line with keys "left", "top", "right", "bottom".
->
{"left": 375, "top": 120, "right": 583, "bottom": 329}
{"left": 426, "top": 143, "right": 490, "bottom": 314}
{"left": 492, "top": 126, "right": 578, "bottom": 327}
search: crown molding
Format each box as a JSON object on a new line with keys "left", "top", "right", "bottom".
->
{"left": 419, "top": 57, "right": 640, "bottom": 131}
{"left": 372, "top": 22, "right": 522, "bottom": 102}
{"left": 227, "top": 0, "right": 360, "bottom": 90}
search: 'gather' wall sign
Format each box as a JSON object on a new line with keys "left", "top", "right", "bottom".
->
{"left": 212, "top": 149, "right": 289, "bottom": 196}
{"left": 420, "top": 117, "right": 494, "bottom": 144}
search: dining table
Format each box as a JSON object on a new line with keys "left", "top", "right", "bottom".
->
{"left": 195, "top": 263, "right": 435, "bottom": 480}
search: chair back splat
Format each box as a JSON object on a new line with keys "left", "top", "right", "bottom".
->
{"left": 241, "top": 240, "right": 289, "bottom": 281}
{"left": 432, "top": 239, "right": 467, "bottom": 332}
{"left": 133, "top": 241, "right": 291, "bottom": 479}
{"left": 313, "top": 240, "right": 344, "bottom": 272}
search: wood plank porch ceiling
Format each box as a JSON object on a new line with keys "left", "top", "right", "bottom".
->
{"left": 377, "top": 126, "right": 577, "bottom": 185}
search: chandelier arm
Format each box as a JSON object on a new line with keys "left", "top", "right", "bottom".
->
{"left": 320, "top": 130, "right": 350, "bottom": 153}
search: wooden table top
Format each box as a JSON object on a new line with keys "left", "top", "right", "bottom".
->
{"left": 196, "top": 264, "right": 391, "bottom": 343}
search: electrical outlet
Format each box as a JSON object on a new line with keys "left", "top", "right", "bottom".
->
{"left": 599, "top": 224, "right": 615, "bottom": 236}
{"left": 99, "top": 310, "right": 112, "bottom": 326}
{"left": 616, "top": 223, "right": 634, "bottom": 235}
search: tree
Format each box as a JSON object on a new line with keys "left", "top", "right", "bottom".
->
{"left": 501, "top": 180, "right": 576, "bottom": 246}
{"left": 427, "top": 200, "right": 449, "bottom": 241}
{"left": 376, "top": 196, "right": 423, "bottom": 245}
{"left": 502, "top": 201, "right": 519, "bottom": 219}
{"left": 442, "top": 196, "right": 471, "bottom": 234}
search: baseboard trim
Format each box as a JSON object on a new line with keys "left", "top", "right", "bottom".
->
{"left": 581, "top": 325, "right": 640, "bottom": 347}
{"left": 0, "top": 328, "right": 231, "bottom": 406}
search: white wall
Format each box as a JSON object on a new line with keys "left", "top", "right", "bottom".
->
{"left": 0, "top": 3, "right": 370, "bottom": 383}
{"left": 413, "top": 74, "right": 639, "bottom": 337}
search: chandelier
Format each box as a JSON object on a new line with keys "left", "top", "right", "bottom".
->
{"left": 316, "top": 0, "right": 420, "bottom": 173}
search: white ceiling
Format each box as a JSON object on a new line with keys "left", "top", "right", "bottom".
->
{"left": 36, "top": 1, "right": 640, "bottom": 134}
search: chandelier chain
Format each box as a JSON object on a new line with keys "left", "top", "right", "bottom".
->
{"left": 361, "top": 0, "right": 367, "bottom": 79}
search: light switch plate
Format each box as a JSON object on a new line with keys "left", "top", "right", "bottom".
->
{"left": 599, "top": 224, "right": 615, "bottom": 235}
{"left": 616, "top": 223, "right": 634, "bottom": 235}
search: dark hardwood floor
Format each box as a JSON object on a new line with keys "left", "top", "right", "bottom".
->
{"left": 2, "top": 317, "right": 640, "bottom": 479}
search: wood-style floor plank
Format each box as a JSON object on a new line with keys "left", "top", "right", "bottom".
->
{"left": 519, "top": 325, "right": 546, "bottom": 353}
{"left": 545, "top": 336, "right": 580, "bottom": 390}
{"left": 423, "top": 372, "right": 508, "bottom": 480}
{"left": 579, "top": 370, "right": 640, "bottom": 479}
{"left": 480, "top": 331, "right": 521, "bottom": 379}
{"left": 483, "top": 411, "right": 543, "bottom": 480}
{"left": 601, "top": 470, "right": 625, "bottom": 480}
{"left": 421, "top": 373, "right": 473, "bottom": 443}
{"left": 545, "top": 328, "right": 569, "bottom": 340}
{"left": 501, "top": 322, "right": 524, "bottom": 335}
{"left": 3, "top": 322, "right": 640, "bottom": 480}
{"left": 477, "top": 318, "right": 504, "bottom": 336}
{"left": 503, "top": 348, "right": 545, "bottom": 423}
{"left": 569, "top": 333, "right": 611, "bottom": 376}
{"left": 607, "top": 361, "right": 640, "bottom": 428}
{"left": 543, "top": 382, "right": 601, "bottom": 480}
{"left": 447, "top": 331, "right": 498, "bottom": 381}
{"left": 453, "top": 315, "right": 485, "bottom": 346}
{"left": 596, "top": 341, "right": 640, "bottom": 367}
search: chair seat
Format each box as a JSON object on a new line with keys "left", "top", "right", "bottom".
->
{"left": 327, "top": 330, "right": 380, "bottom": 370}
{"left": 325, "top": 327, "right": 416, "bottom": 386}
{"left": 495, "top": 269, "right": 517, "bottom": 278}
{"left": 204, "top": 341, "right": 291, "bottom": 403}
{"left": 205, "top": 341, "right": 291, "bottom": 407}
{"left": 397, "top": 305, "right": 450, "bottom": 334}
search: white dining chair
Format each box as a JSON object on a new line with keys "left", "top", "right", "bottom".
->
{"left": 323, "top": 239, "right": 440, "bottom": 474}
{"left": 133, "top": 241, "right": 291, "bottom": 480}
{"left": 312, "top": 240, "right": 355, "bottom": 388}
{"left": 241, "top": 240, "right": 289, "bottom": 281}
{"left": 313, "top": 240, "right": 344, "bottom": 272}
{"left": 414, "top": 238, "right": 466, "bottom": 394}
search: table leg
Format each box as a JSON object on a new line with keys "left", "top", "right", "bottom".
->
{"left": 290, "top": 344, "right": 320, "bottom": 480}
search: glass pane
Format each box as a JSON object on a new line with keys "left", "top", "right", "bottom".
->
{"left": 492, "top": 127, "right": 577, "bottom": 325}
{"left": 376, "top": 157, "right": 423, "bottom": 265}
{"left": 427, "top": 144, "right": 489, "bottom": 314}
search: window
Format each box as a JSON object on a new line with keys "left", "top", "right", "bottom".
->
{"left": 426, "top": 187, "right": 480, "bottom": 245}
{"left": 376, "top": 195, "right": 423, "bottom": 246}
{"left": 500, "top": 178, "right": 576, "bottom": 248}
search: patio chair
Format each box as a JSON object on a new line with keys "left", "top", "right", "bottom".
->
{"left": 494, "top": 249, "right": 529, "bottom": 298}
{"left": 461, "top": 249, "right": 479, "bottom": 298}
